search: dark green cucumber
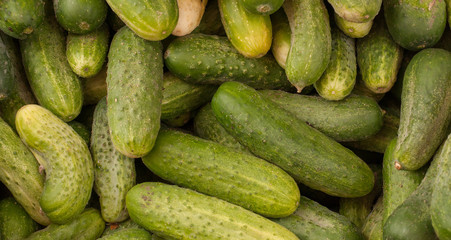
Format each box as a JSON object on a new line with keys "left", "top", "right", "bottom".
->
{"left": 0, "top": 197, "right": 39, "bottom": 240}
{"left": 98, "top": 228, "right": 152, "bottom": 240}
{"left": 107, "top": 26, "right": 163, "bottom": 158}
{"left": 192, "top": 0, "right": 225, "bottom": 35}
{"left": 126, "top": 182, "right": 300, "bottom": 240}
{"left": 361, "top": 196, "right": 383, "bottom": 240}
{"left": 259, "top": 90, "right": 383, "bottom": 142}
{"left": 67, "top": 121, "right": 90, "bottom": 145}
{"left": 272, "top": 196, "right": 363, "bottom": 240}
{"left": 54, "top": 0, "right": 107, "bottom": 34}
{"left": 334, "top": 13, "right": 372, "bottom": 38}
{"left": 26, "top": 208, "right": 105, "bottom": 240}
{"left": 271, "top": 9, "right": 290, "bottom": 69}
{"left": 240, "top": 0, "right": 283, "bottom": 15}
{"left": 91, "top": 98, "right": 136, "bottom": 223}
{"left": 283, "top": 0, "right": 331, "bottom": 92}
{"left": 164, "top": 33, "right": 292, "bottom": 90}
{"left": 384, "top": 0, "right": 446, "bottom": 51}
{"left": 82, "top": 65, "right": 107, "bottom": 106}
{"left": 0, "top": 32, "right": 16, "bottom": 100}
{"left": 66, "top": 24, "right": 109, "bottom": 78}
{"left": 107, "top": 8, "right": 125, "bottom": 32}
{"left": 0, "top": 0, "right": 45, "bottom": 39}
{"left": 20, "top": 15, "right": 83, "bottom": 122}
{"left": 394, "top": 48, "right": 451, "bottom": 170}
{"left": 211, "top": 82, "right": 374, "bottom": 198}
{"left": 314, "top": 26, "right": 356, "bottom": 100}
{"left": 327, "top": 0, "right": 381, "bottom": 23}
{"left": 106, "top": 0, "right": 178, "bottom": 41}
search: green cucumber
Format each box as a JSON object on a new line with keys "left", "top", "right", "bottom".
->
{"left": 259, "top": 90, "right": 383, "bottom": 142}
{"left": 211, "top": 82, "right": 374, "bottom": 198}
{"left": 106, "top": 0, "right": 178, "bottom": 41}
{"left": 314, "top": 26, "right": 356, "bottom": 100}
{"left": 67, "top": 121, "right": 90, "bottom": 145}
{"left": 20, "top": 15, "right": 83, "bottom": 122}
{"left": 66, "top": 24, "right": 109, "bottom": 78}
{"left": 394, "top": 48, "right": 451, "bottom": 170}
{"left": 172, "top": 0, "right": 208, "bottom": 36}
{"left": 164, "top": 34, "right": 292, "bottom": 90}
{"left": 384, "top": 0, "right": 447, "bottom": 51}
{"left": 219, "top": 0, "right": 272, "bottom": 58}
{"left": 15, "top": 104, "right": 94, "bottom": 224}
{"left": 91, "top": 98, "right": 136, "bottom": 223}
{"left": 126, "top": 182, "right": 300, "bottom": 240}
{"left": 107, "top": 26, "right": 163, "bottom": 158}
{"left": 272, "top": 196, "right": 363, "bottom": 240}
{"left": 0, "top": 32, "right": 16, "bottom": 100}
{"left": 271, "top": 9, "right": 290, "bottom": 69}
{"left": 54, "top": 0, "right": 107, "bottom": 34}
{"left": 334, "top": 13, "right": 372, "bottom": 38}
{"left": 240, "top": 0, "right": 283, "bottom": 15}
{"left": 82, "top": 65, "right": 107, "bottom": 106}
{"left": 283, "top": 0, "right": 331, "bottom": 92}
{"left": 26, "top": 208, "right": 105, "bottom": 240}
{"left": 0, "top": 197, "right": 39, "bottom": 240}
{"left": 0, "top": 0, "right": 45, "bottom": 39}
{"left": 192, "top": 0, "right": 225, "bottom": 35}
{"left": 361, "top": 196, "right": 383, "bottom": 240}
{"left": 99, "top": 228, "right": 153, "bottom": 240}
{"left": 327, "top": 0, "right": 381, "bottom": 23}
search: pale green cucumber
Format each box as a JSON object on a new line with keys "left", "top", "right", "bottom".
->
{"left": 361, "top": 196, "right": 383, "bottom": 240}
{"left": 327, "top": 0, "right": 382, "bottom": 23}
{"left": 172, "top": 0, "right": 208, "bottom": 36}
{"left": 271, "top": 9, "right": 290, "bottom": 69}
{"left": 82, "top": 65, "right": 107, "bottom": 106}
{"left": 0, "top": 197, "right": 39, "bottom": 240}
{"left": 334, "top": 13, "right": 372, "bottom": 38}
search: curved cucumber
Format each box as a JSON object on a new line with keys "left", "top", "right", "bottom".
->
{"left": 327, "top": 0, "right": 381, "bottom": 23}
{"left": 0, "top": 0, "right": 45, "bottom": 39}
{"left": 0, "top": 197, "right": 39, "bottom": 240}
{"left": 334, "top": 13, "right": 372, "bottom": 38}
{"left": 172, "top": 0, "right": 208, "bottom": 36}
{"left": 361, "top": 196, "right": 383, "bottom": 240}
{"left": 271, "top": 9, "right": 290, "bottom": 69}
{"left": 54, "top": 0, "right": 107, "bottom": 34}
{"left": 82, "top": 65, "right": 107, "bottom": 106}
{"left": 99, "top": 228, "right": 152, "bottom": 240}
{"left": 15, "top": 104, "right": 94, "bottom": 224}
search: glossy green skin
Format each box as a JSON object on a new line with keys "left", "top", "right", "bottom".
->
{"left": 107, "top": 27, "right": 163, "bottom": 158}
{"left": 272, "top": 196, "right": 363, "bottom": 240}
{"left": 394, "top": 48, "right": 451, "bottom": 170}
{"left": 271, "top": 10, "right": 290, "bottom": 69}
{"left": 384, "top": 0, "right": 446, "bottom": 51}
{"left": 259, "top": 91, "right": 383, "bottom": 142}
{"left": 161, "top": 72, "right": 217, "bottom": 120}
{"left": 284, "top": 0, "right": 331, "bottom": 92}
{"left": 164, "top": 34, "right": 292, "bottom": 90}
{"left": 142, "top": 129, "right": 300, "bottom": 218}
{"left": 15, "top": 104, "right": 94, "bottom": 224}
{"left": 314, "top": 27, "right": 356, "bottom": 100}
{"left": 106, "top": 0, "right": 178, "bottom": 41}
{"left": 126, "top": 182, "right": 300, "bottom": 240}
{"left": 0, "top": 117, "right": 48, "bottom": 225}
{"left": 66, "top": 24, "right": 109, "bottom": 78}
{"left": 334, "top": 13, "right": 372, "bottom": 38}
{"left": 211, "top": 82, "right": 374, "bottom": 197}
{"left": 98, "top": 229, "right": 152, "bottom": 240}
{"left": 91, "top": 98, "right": 136, "bottom": 223}
{"left": 361, "top": 196, "right": 383, "bottom": 240}
{"left": 54, "top": 0, "right": 107, "bottom": 34}
{"left": 82, "top": 65, "right": 107, "bottom": 105}
{"left": 67, "top": 121, "right": 90, "bottom": 144}
{"left": 240, "top": 0, "right": 283, "bottom": 14}
{"left": 219, "top": 0, "right": 272, "bottom": 58}
{"left": 327, "top": 0, "right": 381, "bottom": 23}
{"left": 357, "top": 17, "right": 403, "bottom": 94}
{"left": 26, "top": 208, "right": 105, "bottom": 240}
{"left": 0, "top": 33, "right": 15, "bottom": 100}
{"left": 0, "top": 197, "right": 38, "bottom": 240}
{"left": 0, "top": 0, "right": 45, "bottom": 39}
{"left": 20, "top": 16, "right": 83, "bottom": 122}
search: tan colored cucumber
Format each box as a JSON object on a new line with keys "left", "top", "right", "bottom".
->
{"left": 271, "top": 9, "right": 290, "bottom": 69}
{"left": 334, "top": 13, "right": 372, "bottom": 38}
{"left": 172, "top": 0, "right": 208, "bottom": 36}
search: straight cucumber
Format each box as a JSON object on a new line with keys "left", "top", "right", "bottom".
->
{"left": 0, "top": 197, "right": 39, "bottom": 240}
{"left": 0, "top": 0, "right": 45, "bottom": 39}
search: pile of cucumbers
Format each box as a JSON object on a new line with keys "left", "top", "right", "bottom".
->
{"left": 0, "top": 0, "right": 450, "bottom": 239}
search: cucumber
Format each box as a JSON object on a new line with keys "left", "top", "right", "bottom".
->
{"left": 164, "top": 34, "right": 292, "bottom": 90}
{"left": 271, "top": 9, "right": 290, "bottom": 69}
{"left": 192, "top": 0, "right": 225, "bottom": 35}
{"left": 15, "top": 104, "right": 94, "bottom": 224}
{"left": 211, "top": 82, "right": 374, "bottom": 198}
{"left": 101, "top": 219, "right": 144, "bottom": 236}
{"left": 283, "top": 0, "right": 331, "bottom": 92}
{"left": 67, "top": 121, "right": 90, "bottom": 145}
{"left": 126, "top": 182, "right": 300, "bottom": 240}
{"left": 82, "top": 65, "right": 107, "bottom": 106}
{"left": 106, "top": 0, "right": 178, "bottom": 41}
{"left": 361, "top": 196, "right": 383, "bottom": 240}
{"left": 259, "top": 90, "right": 383, "bottom": 142}
{"left": 66, "top": 24, "right": 109, "bottom": 78}
{"left": 327, "top": 0, "right": 381, "bottom": 23}
{"left": 0, "top": 32, "right": 15, "bottom": 100}
{"left": 0, "top": 197, "right": 39, "bottom": 240}
{"left": 98, "top": 228, "right": 153, "bottom": 240}
{"left": 314, "top": 26, "right": 356, "bottom": 100}
{"left": 384, "top": 0, "right": 447, "bottom": 51}
{"left": 26, "top": 208, "right": 105, "bottom": 240}
{"left": 219, "top": 0, "right": 272, "bottom": 58}
{"left": 0, "top": 0, "right": 45, "bottom": 39}
{"left": 394, "top": 48, "right": 451, "bottom": 170}
{"left": 107, "top": 26, "right": 163, "bottom": 158}
{"left": 240, "top": 0, "right": 283, "bottom": 15}
{"left": 91, "top": 98, "right": 136, "bottom": 223}
{"left": 272, "top": 196, "right": 363, "bottom": 240}
{"left": 20, "top": 15, "right": 83, "bottom": 122}
{"left": 172, "top": 0, "right": 208, "bottom": 36}
{"left": 54, "top": 0, "right": 107, "bottom": 34}
{"left": 334, "top": 13, "right": 372, "bottom": 38}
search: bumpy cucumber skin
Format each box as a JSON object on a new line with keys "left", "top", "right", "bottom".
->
{"left": 0, "top": 32, "right": 15, "bottom": 100}
{"left": 271, "top": 9, "right": 290, "bottom": 69}
{"left": 15, "top": 104, "right": 94, "bottom": 224}
{"left": 334, "top": 13, "right": 372, "bottom": 38}
{"left": 272, "top": 196, "right": 363, "bottom": 240}
{"left": 164, "top": 34, "right": 292, "bottom": 90}
{"left": 98, "top": 228, "right": 153, "bottom": 240}
{"left": 394, "top": 48, "right": 451, "bottom": 170}
{"left": 0, "top": 197, "right": 39, "bottom": 240}
{"left": 240, "top": 0, "right": 283, "bottom": 15}
{"left": 327, "top": 0, "right": 381, "bottom": 23}
{"left": 259, "top": 90, "right": 383, "bottom": 142}
{"left": 212, "top": 82, "right": 374, "bottom": 198}
{"left": 0, "top": 0, "right": 45, "bottom": 39}
{"left": 126, "top": 182, "right": 300, "bottom": 240}
{"left": 314, "top": 27, "right": 356, "bottom": 100}
{"left": 26, "top": 208, "right": 105, "bottom": 240}
{"left": 107, "top": 27, "right": 163, "bottom": 158}
{"left": 283, "top": 0, "right": 331, "bottom": 92}
{"left": 20, "top": 16, "right": 83, "bottom": 122}
{"left": 67, "top": 121, "right": 90, "bottom": 145}
{"left": 106, "top": 0, "right": 178, "bottom": 41}
{"left": 82, "top": 65, "right": 107, "bottom": 106}
{"left": 361, "top": 196, "right": 383, "bottom": 240}
{"left": 54, "top": 0, "right": 107, "bottom": 34}
{"left": 66, "top": 24, "right": 109, "bottom": 78}
{"left": 91, "top": 98, "right": 136, "bottom": 223}
{"left": 384, "top": 0, "right": 446, "bottom": 51}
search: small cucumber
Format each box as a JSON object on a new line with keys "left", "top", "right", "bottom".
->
{"left": 0, "top": 197, "right": 39, "bottom": 240}
{"left": 82, "top": 65, "right": 107, "bottom": 106}
{"left": 172, "top": 0, "right": 208, "bottom": 36}
{"left": 240, "top": 0, "right": 283, "bottom": 15}
{"left": 54, "top": 0, "right": 107, "bottom": 34}
{"left": 0, "top": 0, "right": 45, "bottom": 39}
{"left": 98, "top": 228, "right": 153, "bottom": 240}
{"left": 334, "top": 13, "right": 372, "bottom": 38}
{"left": 361, "top": 196, "right": 383, "bottom": 240}
{"left": 327, "top": 0, "right": 381, "bottom": 23}
{"left": 271, "top": 9, "right": 290, "bottom": 69}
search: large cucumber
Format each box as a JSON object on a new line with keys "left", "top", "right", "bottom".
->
{"left": 126, "top": 182, "right": 300, "bottom": 240}
{"left": 172, "top": 0, "right": 208, "bottom": 36}
{"left": 271, "top": 9, "right": 290, "bottom": 69}
{"left": 107, "top": 26, "right": 163, "bottom": 158}
{"left": 334, "top": 13, "right": 372, "bottom": 38}
{"left": 53, "top": 0, "right": 107, "bottom": 34}
{"left": 0, "top": 197, "right": 39, "bottom": 240}
{"left": 0, "top": 32, "right": 16, "bottom": 100}
{"left": 361, "top": 196, "right": 383, "bottom": 240}
{"left": 211, "top": 82, "right": 374, "bottom": 198}
{"left": 0, "top": 0, "right": 45, "bottom": 39}
{"left": 15, "top": 104, "right": 94, "bottom": 224}
{"left": 327, "top": 0, "right": 381, "bottom": 23}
